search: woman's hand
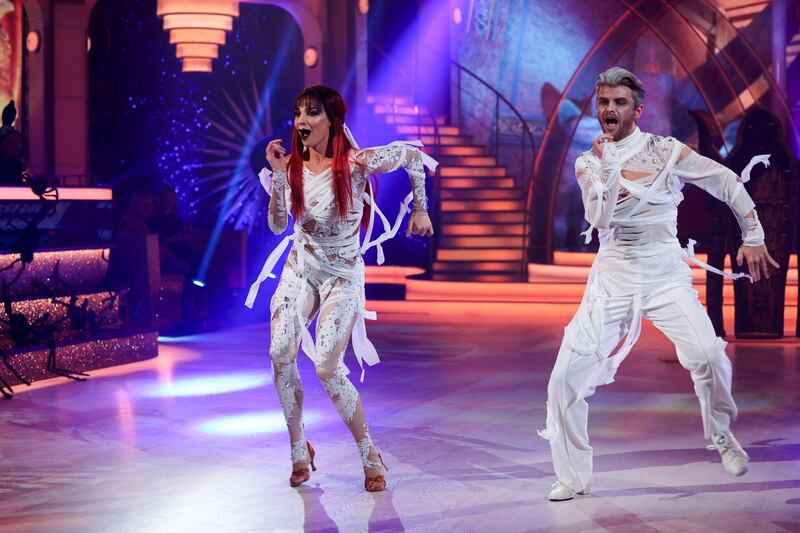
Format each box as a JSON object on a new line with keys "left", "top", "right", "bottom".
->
{"left": 737, "top": 244, "right": 780, "bottom": 282}
{"left": 265, "top": 139, "right": 288, "bottom": 172}
{"left": 407, "top": 211, "right": 434, "bottom": 237}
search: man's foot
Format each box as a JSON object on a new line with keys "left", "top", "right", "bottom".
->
{"left": 709, "top": 431, "right": 749, "bottom": 476}
{"left": 548, "top": 480, "right": 591, "bottom": 501}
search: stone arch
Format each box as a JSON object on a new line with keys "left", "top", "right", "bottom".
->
{"left": 529, "top": 0, "right": 800, "bottom": 263}
{"left": 242, "top": 0, "right": 323, "bottom": 85}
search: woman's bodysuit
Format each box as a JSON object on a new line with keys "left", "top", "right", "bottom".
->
{"left": 247, "top": 141, "right": 436, "bottom": 466}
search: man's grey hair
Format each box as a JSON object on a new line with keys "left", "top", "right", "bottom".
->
{"left": 595, "top": 67, "right": 645, "bottom": 108}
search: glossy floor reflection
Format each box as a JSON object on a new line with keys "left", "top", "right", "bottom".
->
{"left": 1, "top": 307, "right": 799, "bottom": 532}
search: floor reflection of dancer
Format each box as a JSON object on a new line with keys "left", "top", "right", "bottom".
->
{"left": 539, "top": 67, "right": 779, "bottom": 501}
{"left": 246, "top": 86, "right": 435, "bottom": 491}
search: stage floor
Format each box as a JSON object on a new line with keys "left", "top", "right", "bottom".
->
{"left": 1, "top": 308, "right": 799, "bottom": 532}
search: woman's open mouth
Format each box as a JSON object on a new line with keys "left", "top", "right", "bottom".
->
{"left": 298, "top": 128, "right": 312, "bottom": 140}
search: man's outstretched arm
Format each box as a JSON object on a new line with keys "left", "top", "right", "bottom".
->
{"left": 672, "top": 146, "right": 779, "bottom": 281}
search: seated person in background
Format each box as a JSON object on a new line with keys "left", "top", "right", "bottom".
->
{"left": 152, "top": 187, "right": 196, "bottom": 276}
{"left": 0, "top": 101, "right": 26, "bottom": 186}
{"left": 117, "top": 190, "right": 155, "bottom": 235}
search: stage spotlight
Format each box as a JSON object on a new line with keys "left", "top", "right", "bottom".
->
{"left": 192, "top": 279, "right": 206, "bottom": 287}
{"left": 453, "top": 8, "right": 463, "bottom": 24}
{"left": 304, "top": 47, "right": 318, "bottom": 68}
{"left": 26, "top": 31, "right": 41, "bottom": 53}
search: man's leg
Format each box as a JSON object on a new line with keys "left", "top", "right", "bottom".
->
{"left": 543, "top": 293, "right": 634, "bottom": 496}
{"left": 645, "top": 285, "right": 747, "bottom": 475}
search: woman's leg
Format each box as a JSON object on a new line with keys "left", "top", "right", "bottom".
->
{"left": 313, "top": 277, "right": 383, "bottom": 473}
{"left": 270, "top": 263, "right": 320, "bottom": 467}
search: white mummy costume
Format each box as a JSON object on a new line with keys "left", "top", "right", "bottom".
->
{"left": 246, "top": 138, "right": 436, "bottom": 469}
{"left": 539, "top": 127, "right": 769, "bottom": 497}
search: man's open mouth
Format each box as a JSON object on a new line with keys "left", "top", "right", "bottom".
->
{"left": 604, "top": 117, "right": 619, "bottom": 128}
{"left": 298, "top": 128, "right": 311, "bottom": 140}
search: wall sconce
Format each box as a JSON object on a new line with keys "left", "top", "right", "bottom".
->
{"left": 26, "top": 30, "right": 41, "bottom": 53}
{"left": 303, "top": 47, "right": 318, "bottom": 68}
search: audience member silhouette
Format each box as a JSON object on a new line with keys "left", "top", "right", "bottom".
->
{"left": 117, "top": 190, "right": 155, "bottom": 235}
{"left": 724, "top": 106, "right": 797, "bottom": 338}
{"left": 152, "top": 187, "right": 195, "bottom": 275}
{"left": 0, "top": 100, "right": 26, "bottom": 186}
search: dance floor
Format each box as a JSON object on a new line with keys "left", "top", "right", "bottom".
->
{"left": 1, "top": 307, "right": 799, "bottom": 532}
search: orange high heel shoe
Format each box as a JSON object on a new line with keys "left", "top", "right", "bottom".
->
{"left": 364, "top": 453, "right": 388, "bottom": 492}
{"left": 289, "top": 442, "right": 316, "bottom": 487}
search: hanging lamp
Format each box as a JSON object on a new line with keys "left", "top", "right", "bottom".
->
{"left": 157, "top": 0, "right": 239, "bottom": 73}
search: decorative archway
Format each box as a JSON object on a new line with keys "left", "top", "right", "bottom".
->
{"left": 529, "top": 0, "right": 800, "bottom": 263}
{"left": 238, "top": 0, "right": 323, "bottom": 86}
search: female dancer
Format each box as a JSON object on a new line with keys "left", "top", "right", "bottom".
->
{"left": 246, "top": 86, "right": 436, "bottom": 491}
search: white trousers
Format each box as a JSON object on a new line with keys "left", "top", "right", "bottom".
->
{"left": 541, "top": 273, "right": 738, "bottom": 492}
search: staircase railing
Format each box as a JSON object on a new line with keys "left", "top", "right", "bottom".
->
{"left": 367, "top": 42, "right": 537, "bottom": 280}
{"left": 448, "top": 59, "right": 537, "bottom": 281}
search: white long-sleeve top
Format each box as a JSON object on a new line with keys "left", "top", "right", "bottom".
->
{"left": 576, "top": 127, "right": 768, "bottom": 252}
{"left": 245, "top": 140, "right": 438, "bottom": 381}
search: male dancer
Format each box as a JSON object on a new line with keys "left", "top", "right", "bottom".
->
{"left": 539, "top": 67, "right": 778, "bottom": 501}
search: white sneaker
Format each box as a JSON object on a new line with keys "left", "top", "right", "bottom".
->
{"left": 708, "top": 431, "right": 750, "bottom": 476}
{"left": 548, "top": 479, "right": 592, "bottom": 501}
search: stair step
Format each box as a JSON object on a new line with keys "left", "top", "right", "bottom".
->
{"left": 437, "top": 248, "right": 525, "bottom": 261}
{"left": 367, "top": 95, "right": 414, "bottom": 106}
{"left": 440, "top": 189, "right": 523, "bottom": 200}
{"left": 437, "top": 156, "right": 498, "bottom": 166}
{"left": 409, "top": 135, "right": 473, "bottom": 146}
{"left": 440, "top": 177, "right": 515, "bottom": 189}
{"left": 396, "top": 125, "right": 460, "bottom": 136}
{"left": 441, "top": 200, "right": 526, "bottom": 211}
{"left": 440, "top": 224, "right": 524, "bottom": 236}
{"left": 434, "top": 260, "right": 523, "bottom": 272}
{"left": 439, "top": 166, "right": 507, "bottom": 177}
{"left": 384, "top": 115, "right": 446, "bottom": 126}
{"left": 431, "top": 272, "right": 524, "bottom": 282}
{"left": 438, "top": 145, "right": 485, "bottom": 156}
{"left": 441, "top": 211, "right": 526, "bottom": 223}
{"left": 373, "top": 104, "right": 430, "bottom": 115}
{"left": 438, "top": 236, "right": 526, "bottom": 248}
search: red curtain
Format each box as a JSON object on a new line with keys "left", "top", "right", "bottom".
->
{"left": 0, "top": 0, "right": 22, "bottom": 127}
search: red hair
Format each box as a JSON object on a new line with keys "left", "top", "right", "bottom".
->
{"left": 286, "top": 86, "right": 372, "bottom": 228}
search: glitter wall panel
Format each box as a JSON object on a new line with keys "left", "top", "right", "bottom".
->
{"left": 0, "top": 248, "right": 110, "bottom": 299}
{"left": 0, "top": 331, "right": 158, "bottom": 387}
{"left": 0, "top": 291, "right": 120, "bottom": 347}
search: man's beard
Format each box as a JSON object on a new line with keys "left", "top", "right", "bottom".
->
{"left": 601, "top": 116, "right": 635, "bottom": 141}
